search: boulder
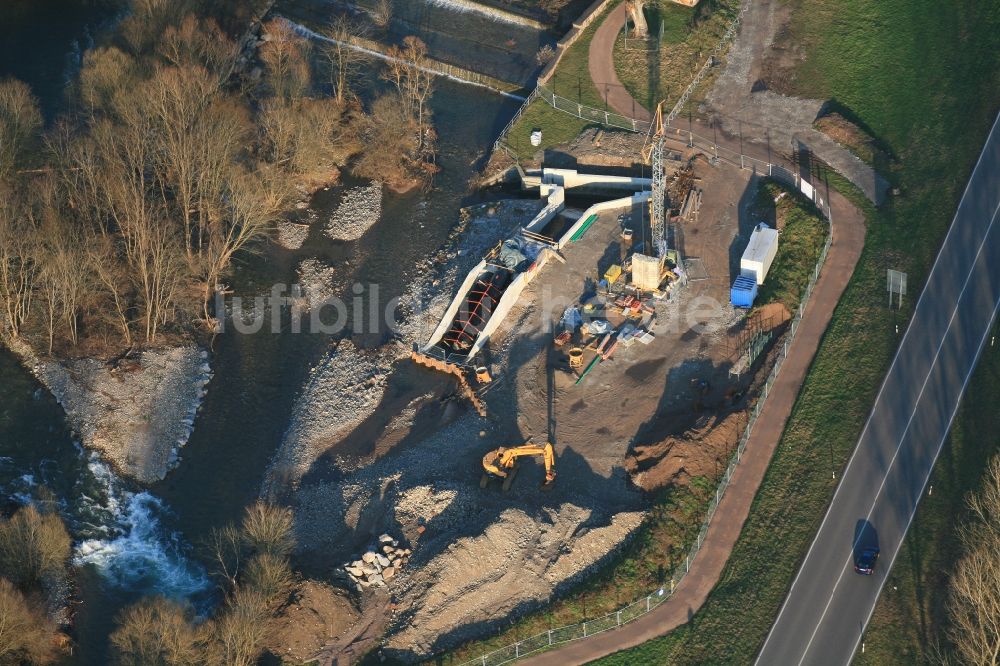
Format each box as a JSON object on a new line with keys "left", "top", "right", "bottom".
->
{"left": 361, "top": 551, "right": 378, "bottom": 564}
{"left": 345, "top": 566, "right": 365, "bottom": 578}
{"left": 382, "top": 566, "right": 396, "bottom": 580}
{"left": 376, "top": 553, "right": 391, "bottom": 568}
{"left": 382, "top": 545, "right": 395, "bottom": 555}
{"left": 369, "top": 573, "right": 383, "bottom": 585}
{"left": 378, "top": 534, "right": 394, "bottom": 544}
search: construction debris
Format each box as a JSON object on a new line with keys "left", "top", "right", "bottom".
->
{"left": 343, "top": 534, "right": 412, "bottom": 591}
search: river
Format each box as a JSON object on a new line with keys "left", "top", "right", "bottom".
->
{"left": 0, "top": 1, "right": 520, "bottom": 661}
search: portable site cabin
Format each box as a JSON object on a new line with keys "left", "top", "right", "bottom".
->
{"left": 740, "top": 223, "right": 779, "bottom": 285}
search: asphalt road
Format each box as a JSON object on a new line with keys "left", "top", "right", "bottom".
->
{"left": 757, "top": 111, "right": 1000, "bottom": 666}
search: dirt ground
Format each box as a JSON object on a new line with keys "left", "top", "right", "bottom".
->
{"left": 277, "top": 155, "right": 783, "bottom": 662}
{"left": 264, "top": 580, "right": 362, "bottom": 663}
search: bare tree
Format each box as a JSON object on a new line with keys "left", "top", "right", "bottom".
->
{"left": 0, "top": 191, "right": 36, "bottom": 339}
{"left": 214, "top": 587, "right": 270, "bottom": 666}
{"left": 158, "top": 15, "right": 236, "bottom": 80}
{"left": 371, "top": 0, "right": 392, "bottom": 28}
{"left": 243, "top": 553, "right": 293, "bottom": 611}
{"left": 0, "top": 578, "right": 57, "bottom": 665}
{"left": 259, "top": 19, "right": 312, "bottom": 101}
{"left": 0, "top": 505, "right": 71, "bottom": 589}
{"left": 110, "top": 597, "right": 210, "bottom": 666}
{"left": 197, "top": 168, "right": 286, "bottom": 324}
{"left": 383, "top": 36, "right": 435, "bottom": 141}
{"left": 240, "top": 501, "right": 295, "bottom": 558}
{"left": 78, "top": 47, "right": 139, "bottom": 117}
{"left": 206, "top": 524, "right": 244, "bottom": 592}
{"left": 948, "top": 454, "right": 1000, "bottom": 665}
{"left": 320, "top": 16, "right": 366, "bottom": 106}
{"left": 0, "top": 79, "right": 43, "bottom": 180}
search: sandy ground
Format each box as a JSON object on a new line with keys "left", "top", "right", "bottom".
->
{"left": 9, "top": 339, "right": 211, "bottom": 483}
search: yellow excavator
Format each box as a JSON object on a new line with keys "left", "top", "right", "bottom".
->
{"left": 480, "top": 441, "right": 556, "bottom": 492}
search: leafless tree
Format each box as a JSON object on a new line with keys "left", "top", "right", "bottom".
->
{"left": 243, "top": 553, "right": 293, "bottom": 611}
{"left": 158, "top": 15, "right": 235, "bottom": 79}
{"left": 371, "top": 0, "right": 392, "bottom": 28}
{"left": 0, "top": 578, "right": 57, "bottom": 665}
{"left": 0, "top": 505, "right": 71, "bottom": 589}
{"left": 0, "top": 79, "right": 43, "bottom": 180}
{"left": 948, "top": 454, "right": 1000, "bottom": 665}
{"left": 383, "top": 36, "right": 435, "bottom": 141}
{"left": 0, "top": 191, "right": 37, "bottom": 339}
{"left": 214, "top": 587, "right": 270, "bottom": 666}
{"left": 241, "top": 501, "right": 295, "bottom": 558}
{"left": 110, "top": 597, "right": 211, "bottom": 666}
{"left": 320, "top": 16, "right": 366, "bottom": 106}
{"left": 259, "top": 19, "right": 312, "bottom": 101}
{"left": 78, "top": 47, "right": 138, "bottom": 117}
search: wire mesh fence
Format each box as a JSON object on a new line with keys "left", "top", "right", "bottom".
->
{"left": 456, "top": 175, "right": 833, "bottom": 666}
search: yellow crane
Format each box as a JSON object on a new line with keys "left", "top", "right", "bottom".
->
{"left": 480, "top": 441, "right": 556, "bottom": 492}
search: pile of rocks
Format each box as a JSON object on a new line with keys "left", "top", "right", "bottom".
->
{"left": 343, "top": 534, "right": 412, "bottom": 590}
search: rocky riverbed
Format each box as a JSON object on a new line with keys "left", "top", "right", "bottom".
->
{"left": 9, "top": 340, "right": 211, "bottom": 484}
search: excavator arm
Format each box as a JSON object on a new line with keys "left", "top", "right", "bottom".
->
{"left": 481, "top": 442, "right": 556, "bottom": 490}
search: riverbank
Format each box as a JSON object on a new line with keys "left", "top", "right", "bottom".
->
{"left": 7, "top": 339, "right": 212, "bottom": 484}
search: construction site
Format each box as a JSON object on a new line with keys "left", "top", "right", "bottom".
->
{"left": 270, "top": 92, "right": 823, "bottom": 660}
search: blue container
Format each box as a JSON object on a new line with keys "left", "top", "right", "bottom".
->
{"left": 730, "top": 275, "right": 758, "bottom": 308}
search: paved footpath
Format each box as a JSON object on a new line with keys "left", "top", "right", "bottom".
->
{"left": 518, "top": 4, "right": 870, "bottom": 664}
{"left": 588, "top": 3, "right": 652, "bottom": 123}
{"left": 519, "top": 162, "right": 864, "bottom": 666}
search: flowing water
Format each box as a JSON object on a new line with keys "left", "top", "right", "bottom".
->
{"left": 0, "top": 1, "right": 521, "bottom": 660}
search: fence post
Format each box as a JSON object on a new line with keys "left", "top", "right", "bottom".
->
{"left": 647, "top": 595, "right": 651, "bottom": 612}
{"left": 686, "top": 555, "right": 690, "bottom": 572}
{"left": 632, "top": 118, "right": 637, "bottom": 131}
{"left": 605, "top": 111, "right": 609, "bottom": 124}
{"left": 583, "top": 622, "right": 588, "bottom": 638}
{"left": 515, "top": 643, "right": 519, "bottom": 658}
{"left": 617, "top": 610, "right": 621, "bottom": 627}
{"left": 548, "top": 630, "right": 552, "bottom": 646}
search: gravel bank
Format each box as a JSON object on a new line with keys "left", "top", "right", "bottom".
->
{"left": 10, "top": 341, "right": 211, "bottom": 484}
{"left": 325, "top": 181, "right": 383, "bottom": 241}
{"left": 264, "top": 339, "right": 394, "bottom": 494}
{"left": 276, "top": 219, "right": 311, "bottom": 249}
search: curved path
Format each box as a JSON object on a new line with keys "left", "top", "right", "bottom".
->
{"left": 520, "top": 179, "right": 864, "bottom": 666}
{"left": 588, "top": 2, "right": 652, "bottom": 122}
{"left": 517, "top": 3, "right": 869, "bottom": 664}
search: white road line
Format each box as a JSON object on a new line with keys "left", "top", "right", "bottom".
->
{"left": 846, "top": 275, "right": 1000, "bottom": 665}
{"left": 755, "top": 110, "right": 1000, "bottom": 663}
{"left": 795, "top": 198, "right": 1000, "bottom": 665}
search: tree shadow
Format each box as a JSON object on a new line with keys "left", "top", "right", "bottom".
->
{"left": 728, "top": 173, "right": 765, "bottom": 284}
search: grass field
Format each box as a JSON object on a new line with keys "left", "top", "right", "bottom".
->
{"left": 755, "top": 182, "right": 828, "bottom": 313}
{"left": 590, "top": 0, "right": 1000, "bottom": 663}
{"left": 613, "top": 0, "right": 738, "bottom": 112}
{"left": 502, "top": 1, "right": 618, "bottom": 159}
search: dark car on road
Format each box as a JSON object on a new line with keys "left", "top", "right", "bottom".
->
{"left": 854, "top": 547, "right": 879, "bottom": 575}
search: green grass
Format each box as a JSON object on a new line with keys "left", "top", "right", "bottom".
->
{"left": 613, "top": 0, "right": 738, "bottom": 111}
{"left": 503, "top": 99, "right": 592, "bottom": 157}
{"left": 755, "top": 181, "right": 828, "bottom": 313}
{"left": 590, "top": 0, "right": 1000, "bottom": 663}
{"left": 502, "top": 1, "right": 619, "bottom": 160}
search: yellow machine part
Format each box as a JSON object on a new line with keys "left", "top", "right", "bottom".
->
{"left": 482, "top": 442, "right": 556, "bottom": 487}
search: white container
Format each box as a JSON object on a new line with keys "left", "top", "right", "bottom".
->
{"left": 740, "top": 222, "right": 779, "bottom": 285}
{"left": 530, "top": 130, "right": 542, "bottom": 147}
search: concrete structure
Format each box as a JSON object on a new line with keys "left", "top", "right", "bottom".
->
{"left": 422, "top": 173, "right": 651, "bottom": 362}
{"left": 632, "top": 253, "right": 663, "bottom": 290}
{"left": 740, "top": 223, "right": 779, "bottom": 285}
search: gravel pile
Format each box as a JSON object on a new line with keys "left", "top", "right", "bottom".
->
{"left": 296, "top": 258, "right": 338, "bottom": 308}
{"left": 12, "top": 342, "right": 211, "bottom": 483}
{"left": 289, "top": 411, "right": 643, "bottom": 660}
{"left": 264, "top": 339, "right": 392, "bottom": 493}
{"left": 276, "top": 220, "right": 311, "bottom": 250}
{"left": 325, "top": 182, "right": 383, "bottom": 241}
{"left": 342, "top": 534, "right": 412, "bottom": 591}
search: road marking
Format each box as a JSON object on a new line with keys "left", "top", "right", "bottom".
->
{"left": 755, "top": 110, "right": 1000, "bottom": 664}
{"left": 794, "top": 198, "right": 1000, "bottom": 665}
{"left": 845, "top": 265, "right": 1000, "bottom": 665}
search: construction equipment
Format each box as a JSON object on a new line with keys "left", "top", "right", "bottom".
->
{"left": 481, "top": 441, "right": 556, "bottom": 491}
{"left": 641, "top": 101, "right": 668, "bottom": 260}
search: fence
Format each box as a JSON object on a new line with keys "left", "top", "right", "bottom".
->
{"left": 456, "top": 172, "right": 833, "bottom": 666}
